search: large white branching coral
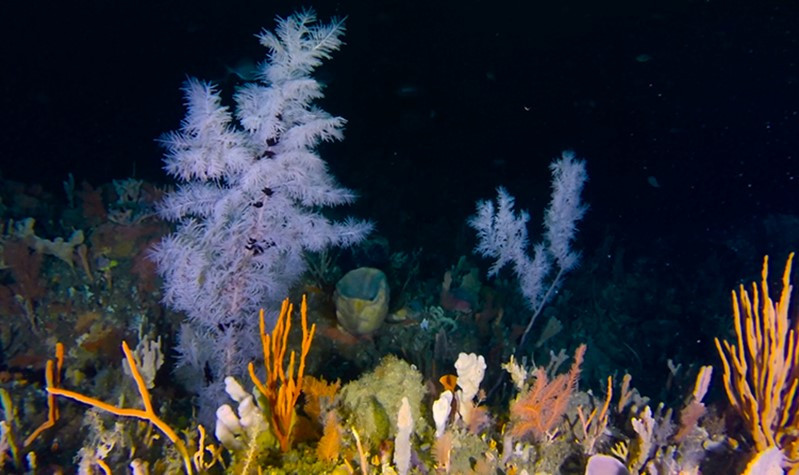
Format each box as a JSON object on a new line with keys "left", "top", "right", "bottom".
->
{"left": 151, "top": 9, "right": 372, "bottom": 420}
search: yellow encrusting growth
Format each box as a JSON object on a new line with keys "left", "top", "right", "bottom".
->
{"left": 715, "top": 253, "right": 799, "bottom": 470}
{"left": 248, "top": 295, "right": 316, "bottom": 453}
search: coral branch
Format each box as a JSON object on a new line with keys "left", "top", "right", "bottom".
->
{"left": 509, "top": 343, "right": 586, "bottom": 443}
{"left": 248, "top": 295, "right": 316, "bottom": 452}
{"left": 47, "top": 341, "right": 193, "bottom": 474}
{"left": 23, "top": 342, "right": 63, "bottom": 446}
{"left": 715, "top": 253, "right": 799, "bottom": 468}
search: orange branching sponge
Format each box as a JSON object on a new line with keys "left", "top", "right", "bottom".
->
{"left": 509, "top": 343, "right": 586, "bottom": 443}
{"left": 303, "top": 375, "right": 340, "bottom": 424}
{"left": 576, "top": 375, "right": 612, "bottom": 455}
{"left": 715, "top": 253, "right": 799, "bottom": 468}
{"left": 248, "top": 295, "right": 316, "bottom": 453}
{"left": 47, "top": 341, "right": 193, "bottom": 475}
{"left": 24, "top": 342, "right": 63, "bottom": 447}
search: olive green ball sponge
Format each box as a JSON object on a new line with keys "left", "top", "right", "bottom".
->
{"left": 339, "top": 355, "right": 428, "bottom": 445}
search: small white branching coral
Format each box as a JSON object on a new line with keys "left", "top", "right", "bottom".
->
{"left": 469, "top": 151, "right": 588, "bottom": 350}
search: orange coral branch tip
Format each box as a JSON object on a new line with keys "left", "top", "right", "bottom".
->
{"left": 96, "top": 459, "right": 111, "bottom": 475}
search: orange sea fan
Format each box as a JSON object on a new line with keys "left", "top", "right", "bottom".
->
{"left": 509, "top": 343, "right": 586, "bottom": 443}
{"left": 317, "top": 410, "right": 342, "bottom": 462}
{"left": 303, "top": 374, "right": 341, "bottom": 424}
